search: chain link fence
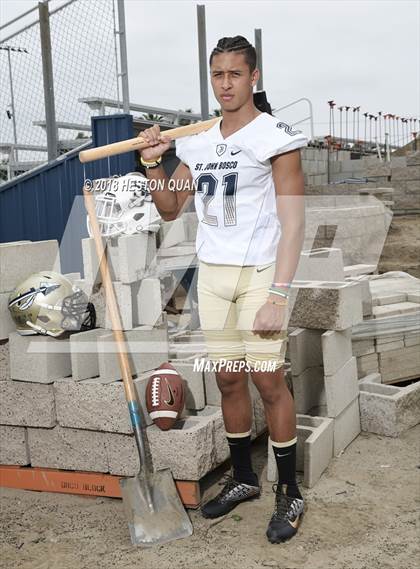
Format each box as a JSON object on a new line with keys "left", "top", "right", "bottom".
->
{"left": 0, "top": 0, "right": 121, "bottom": 182}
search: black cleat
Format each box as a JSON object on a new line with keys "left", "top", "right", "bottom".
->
{"left": 266, "top": 484, "right": 305, "bottom": 543}
{"left": 201, "top": 474, "right": 261, "bottom": 519}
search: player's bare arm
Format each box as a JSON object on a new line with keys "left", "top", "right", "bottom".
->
{"left": 138, "top": 124, "right": 195, "bottom": 221}
{"left": 270, "top": 148, "right": 306, "bottom": 286}
{"left": 252, "top": 148, "right": 305, "bottom": 339}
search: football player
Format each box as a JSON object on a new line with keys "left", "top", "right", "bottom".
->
{"left": 138, "top": 35, "right": 308, "bottom": 544}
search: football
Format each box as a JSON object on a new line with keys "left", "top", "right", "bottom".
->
{"left": 146, "top": 362, "right": 185, "bottom": 431}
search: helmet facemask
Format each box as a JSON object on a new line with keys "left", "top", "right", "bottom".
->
{"left": 87, "top": 173, "right": 161, "bottom": 238}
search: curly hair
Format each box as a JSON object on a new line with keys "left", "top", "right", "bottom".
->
{"left": 209, "top": 36, "right": 257, "bottom": 72}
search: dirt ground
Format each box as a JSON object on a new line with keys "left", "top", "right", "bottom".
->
{"left": 1, "top": 424, "right": 418, "bottom": 569}
{"left": 378, "top": 214, "right": 420, "bottom": 278}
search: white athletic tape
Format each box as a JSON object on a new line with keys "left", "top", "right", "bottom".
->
{"left": 149, "top": 410, "right": 178, "bottom": 419}
{"left": 150, "top": 368, "right": 179, "bottom": 376}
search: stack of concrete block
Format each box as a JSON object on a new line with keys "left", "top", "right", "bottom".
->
{"left": 305, "top": 149, "right": 419, "bottom": 213}
{"left": 301, "top": 200, "right": 390, "bottom": 268}
{"left": 383, "top": 151, "right": 419, "bottom": 212}
{"left": 351, "top": 272, "right": 420, "bottom": 383}
{"left": 288, "top": 327, "right": 361, "bottom": 459}
{"left": 79, "top": 231, "right": 162, "bottom": 329}
{"left": 301, "top": 147, "right": 328, "bottom": 185}
{"left": 358, "top": 373, "right": 420, "bottom": 437}
{"left": 267, "top": 414, "right": 334, "bottom": 488}
{"left": 156, "top": 216, "right": 198, "bottom": 277}
{"left": 0, "top": 240, "right": 62, "bottom": 381}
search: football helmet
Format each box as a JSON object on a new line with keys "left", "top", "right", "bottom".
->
{"left": 87, "top": 172, "right": 161, "bottom": 238}
{"left": 8, "top": 271, "right": 96, "bottom": 337}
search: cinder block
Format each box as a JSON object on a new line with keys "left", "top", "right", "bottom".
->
{"left": 9, "top": 332, "right": 71, "bottom": 383}
{"left": 0, "top": 425, "right": 30, "bottom": 465}
{"left": 147, "top": 415, "right": 214, "bottom": 480}
{"left": 356, "top": 352, "right": 379, "bottom": 378}
{"left": 170, "top": 341, "right": 207, "bottom": 359}
{"left": 168, "top": 360, "right": 205, "bottom": 410}
{"left": 158, "top": 217, "right": 186, "bottom": 249}
{"left": 106, "top": 405, "right": 225, "bottom": 478}
{"left": 358, "top": 372, "right": 382, "bottom": 386}
{"left": 195, "top": 405, "right": 228, "bottom": 466}
{"left": 0, "top": 292, "right": 15, "bottom": 340}
{"left": 289, "top": 281, "right": 363, "bottom": 330}
{"left": 406, "top": 150, "right": 420, "bottom": 166}
{"left": 359, "top": 377, "right": 420, "bottom": 436}
{"left": 321, "top": 329, "right": 352, "bottom": 375}
{"left": 374, "top": 293, "right": 407, "bottom": 306}
{"left": 324, "top": 357, "right": 359, "bottom": 417}
{"left": 267, "top": 414, "right": 334, "bottom": 488}
{"left": 0, "top": 340, "right": 10, "bottom": 381}
{"left": 372, "top": 302, "right": 420, "bottom": 319}
{"left": 310, "top": 396, "right": 361, "bottom": 457}
{"left": 54, "top": 375, "right": 152, "bottom": 433}
{"left": 0, "top": 381, "right": 56, "bottom": 427}
{"left": 352, "top": 339, "right": 375, "bottom": 357}
{"left": 104, "top": 282, "right": 135, "bottom": 330}
{"left": 288, "top": 328, "right": 322, "bottom": 376}
{"left": 110, "top": 233, "right": 155, "bottom": 283}
{"left": 69, "top": 328, "right": 104, "bottom": 381}
{"left": 375, "top": 339, "right": 405, "bottom": 353}
{"left": 391, "top": 165, "right": 420, "bottom": 180}
{"left": 28, "top": 425, "right": 108, "bottom": 472}
{"left": 81, "top": 237, "right": 118, "bottom": 285}
{"left": 345, "top": 275, "right": 373, "bottom": 316}
{"left": 105, "top": 432, "right": 140, "bottom": 476}
{"left": 98, "top": 321, "right": 169, "bottom": 382}
{"left": 291, "top": 366, "right": 324, "bottom": 414}
{"left": 292, "top": 357, "right": 358, "bottom": 418}
{"left": 136, "top": 278, "right": 163, "bottom": 326}
{"left": 379, "top": 345, "right": 420, "bottom": 383}
{"left": 79, "top": 280, "right": 147, "bottom": 331}
{"left": 405, "top": 333, "right": 420, "bottom": 347}
{"left": 158, "top": 245, "right": 195, "bottom": 257}
{"left": 0, "top": 240, "right": 60, "bottom": 293}
{"left": 294, "top": 248, "right": 345, "bottom": 282}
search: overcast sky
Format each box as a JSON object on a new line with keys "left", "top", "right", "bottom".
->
{"left": 1, "top": 0, "right": 419, "bottom": 139}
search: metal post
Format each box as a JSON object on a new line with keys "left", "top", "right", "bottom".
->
{"left": 197, "top": 5, "right": 209, "bottom": 120}
{"left": 117, "top": 0, "right": 130, "bottom": 114}
{"left": 7, "top": 49, "right": 18, "bottom": 161}
{"left": 254, "top": 28, "right": 263, "bottom": 90}
{"left": 6, "top": 49, "right": 18, "bottom": 150}
{"left": 39, "top": 0, "right": 58, "bottom": 161}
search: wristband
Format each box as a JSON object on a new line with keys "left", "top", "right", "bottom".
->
{"left": 272, "top": 282, "right": 291, "bottom": 288}
{"left": 141, "top": 155, "right": 162, "bottom": 169}
{"left": 268, "top": 288, "right": 289, "bottom": 298}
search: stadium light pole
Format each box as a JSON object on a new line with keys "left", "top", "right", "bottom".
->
{"left": 197, "top": 4, "right": 209, "bottom": 120}
{"left": 0, "top": 45, "right": 28, "bottom": 162}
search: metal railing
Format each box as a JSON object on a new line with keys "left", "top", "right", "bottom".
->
{"left": 0, "top": 0, "right": 124, "bottom": 182}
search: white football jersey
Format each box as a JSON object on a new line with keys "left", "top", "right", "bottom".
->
{"left": 175, "top": 112, "right": 308, "bottom": 266}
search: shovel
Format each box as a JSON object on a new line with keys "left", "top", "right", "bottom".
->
{"left": 83, "top": 187, "right": 193, "bottom": 547}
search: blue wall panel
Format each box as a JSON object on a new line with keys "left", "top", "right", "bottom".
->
{"left": 0, "top": 114, "right": 135, "bottom": 274}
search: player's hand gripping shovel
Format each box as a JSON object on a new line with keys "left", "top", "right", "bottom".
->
{"left": 83, "top": 187, "right": 193, "bottom": 547}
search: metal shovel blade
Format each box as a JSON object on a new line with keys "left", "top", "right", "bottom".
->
{"left": 119, "top": 468, "right": 193, "bottom": 547}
